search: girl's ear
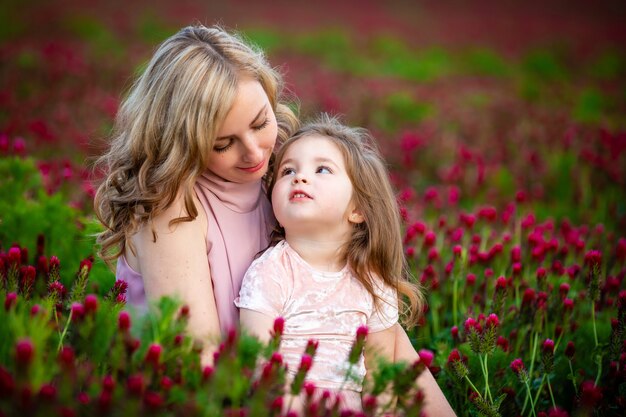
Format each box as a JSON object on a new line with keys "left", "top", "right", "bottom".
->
{"left": 348, "top": 209, "right": 365, "bottom": 224}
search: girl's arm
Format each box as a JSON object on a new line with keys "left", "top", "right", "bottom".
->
{"left": 130, "top": 194, "right": 221, "bottom": 366}
{"left": 239, "top": 309, "right": 274, "bottom": 344}
{"left": 394, "top": 324, "right": 457, "bottom": 416}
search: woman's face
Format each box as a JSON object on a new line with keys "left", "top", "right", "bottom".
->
{"left": 207, "top": 77, "right": 278, "bottom": 183}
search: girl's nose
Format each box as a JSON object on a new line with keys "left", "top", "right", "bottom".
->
{"left": 292, "top": 173, "right": 308, "bottom": 184}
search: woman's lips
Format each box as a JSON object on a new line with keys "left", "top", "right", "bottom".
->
{"left": 239, "top": 159, "right": 265, "bottom": 173}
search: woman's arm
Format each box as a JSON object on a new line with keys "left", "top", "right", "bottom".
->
{"left": 131, "top": 194, "right": 220, "bottom": 366}
{"left": 394, "top": 324, "right": 457, "bottom": 416}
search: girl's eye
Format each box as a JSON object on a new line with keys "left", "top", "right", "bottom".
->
{"left": 253, "top": 118, "right": 270, "bottom": 131}
{"left": 281, "top": 167, "right": 295, "bottom": 176}
{"left": 214, "top": 139, "right": 233, "bottom": 153}
{"left": 316, "top": 166, "right": 332, "bottom": 174}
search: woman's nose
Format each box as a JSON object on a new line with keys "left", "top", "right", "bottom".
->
{"left": 241, "top": 137, "right": 264, "bottom": 163}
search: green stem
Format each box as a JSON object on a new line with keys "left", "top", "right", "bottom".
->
{"left": 464, "top": 374, "right": 482, "bottom": 397}
{"left": 591, "top": 301, "right": 598, "bottom": 347}
{"left": 532, "top": 374, "right": 546, "bottom": 409}
{"left": 453, "top": 276, "right": 459, "bottom": 328}
{"left": 57, "top": 309, "right": 73, "bottom": 352}
{"left": 546, "top": 374, "right": 557, "bottom": 410}
{"left": 522, "top": 332, "right": 539, "bottom": 414}
{"left": 568, "top": 359, "right": 578, "bottom": 395}
{"left": 595, "top": 356, "right": 603, "bottom": 387}
{"left": 524, "top": 380, "right": 537, "bottom": 417}
{"left": 482, "top": 354, "right": 493, "bottom": 402}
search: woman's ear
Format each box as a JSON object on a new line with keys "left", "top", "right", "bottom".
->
{"left": 348, "top": 209, "right": 365, "bottom": 224}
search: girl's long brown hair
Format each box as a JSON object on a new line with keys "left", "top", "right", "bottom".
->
{"left": 268, "top": 115, "right": 423, "bottom": 327}
{"left": 94, "top": 24, "right": 298, "bottom": 264}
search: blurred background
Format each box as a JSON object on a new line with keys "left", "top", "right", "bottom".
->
{"left": 0, "top": 0, "right": 625, "bottom": 271}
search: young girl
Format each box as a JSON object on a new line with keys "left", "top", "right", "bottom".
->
{"left": 236, "top": 115, "right": 423, "bottom": 410}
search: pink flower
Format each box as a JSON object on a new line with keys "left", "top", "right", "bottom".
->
{"left": 84, "top": 294, "right": 98, "bottom": 314}
{"left": 145, "top": 343, "right": 162, "bottom": 366}
{"left": 447, "top": 349, "right": 461, "bottom": 365}
{"left": 542, "top": 339, "right": 555, "bottom": 354}
{"left": 563, "top": 298, "right": 574, "bottom": 311}
{"left": 144, "top": 391, "right": 163, "bottom": 410}
{"left": 485, "top": 313, "right": 499, "bottom": 328}
{"left": 478, "top": 206, "right": 497, "bottom": 222}
{"left": 58, "top": 346, "right": 75, "bottom": 368}
{"left": 356, "top": 325, "right": 368, "bottom": 341}
{"left": 126, "top": 374, "right": 144, "bottom": 396}
{"left": 118, "top": 311, "right": 131, "bottom": 332}
{"left": 464, "top": 317, "right": 482, "bottom": 334}
{"left": 584, "top": 250, "right": 602, "bottom": 268}
{"left": 273, "top": 317, "right": 285, "bottom": 336}
{"left": 466, "top": 273, "right": 476, "bottom": 286}
{"left": 565, "top": 341, "right": 575, "bottom": 359}
{"left": 102, "top": 375, "right": 115, "bottom": 392}
{"left": 270, "top": 352, "right": 283, "bottom": 364}
{"left": 495, "top": 276, "right": 507, "bottom": 290}
{"left": 299, "top": 354, "right": 313, "bottom": 372}
{"left": 71, "top": 303, "right": 85, "bottom": 321}
{"left": 451, "top": 326, "right": 459, "bottom": 339}
{"left": 522, "top": 288, "right": 536, "bottom": 306}
{"left": 496, "top": 336, "right": 509, "bottom": 352}
{"left": 510, "top": 358, "right": 525, "bottom": 375}
{"left": 16, "top": 339, "right": 34, "bottom": 366}
{"left": 580, "top": 380, "right": 603, "bottom": 407}
{"left": 202, "top": 366, "right": 214, "bottom": 381}
{"left": 418, "top": 349, "right": 434, "bottom": 367}
{"left": 38, "top": 383, "right": 57, "bottom": 402}
{"left": 4, "top": 292, "right": 17, "bottom": 311}
{"left": 423, "top": 231, "right": 436, "bottom": 247}
{"left": 511, "top": 245, "right": 521, "bottom": 262}
{"left": 7, "top": 247, "right": 21, "bottom": 268}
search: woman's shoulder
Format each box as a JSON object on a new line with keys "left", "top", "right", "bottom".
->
{"left": 130, "top": 190, "right": 207, "bottom": 249}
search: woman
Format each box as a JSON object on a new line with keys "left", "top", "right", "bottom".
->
{"left": 94, "top": 24, "right": 454, "bottom": 415}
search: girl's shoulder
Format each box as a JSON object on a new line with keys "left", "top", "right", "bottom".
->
{"left": 248, "top": 240, "right": 290, "bottom": 271}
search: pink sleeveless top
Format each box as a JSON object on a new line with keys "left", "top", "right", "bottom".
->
{"left": 116, "top": 170, "right": 275, "bottom": 334}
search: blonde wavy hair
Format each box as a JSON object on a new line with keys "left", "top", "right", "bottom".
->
{"left": 268, "top": 115, "right": 424, "bottom": 327}
{"left": 94, "top": 24, "right": 299, "bottom": 263}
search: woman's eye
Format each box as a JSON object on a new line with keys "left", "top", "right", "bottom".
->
{"left": 253, "top": 118, "right": 269, "bottom": 131}
{"left": 213, "top": 139, "right": 233, "bottom": 153}
{"left": 316, "top": 166, "right": 332, "bottom": 174}
{"left": 281, "top": 167, "right": 295, "bottom": 176}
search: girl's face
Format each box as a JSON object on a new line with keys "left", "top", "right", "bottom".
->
{"left": 271, "top": 135, "right": 364, "bottom": 241}
{"left": 207, "top": 77, "right": 278, "bottom": 183}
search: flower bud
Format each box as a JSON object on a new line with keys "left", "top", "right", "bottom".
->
{"left": 273, "top": 317, "right": 285, "bottom": 336}
{"left": 16, "top": 339, "right": 34, "bottom": 366}
{"left": 565, "top": 341, "right": 575, "bottom": 359}
{"left": 126, "top": 374, "right": 144, "bottom": 396}
{"left": 58, "top": 346, "right": 75, "bottom": 369}
{"left": 4, "top": 292, "right": 17, "bottom": 311}
{"left": 418, "top": 349, "right": 434, "bottom": 368}
{"left": 71, "top": 303, "right": 85, "bottom": 321}
{"left": 542, "top": 338, "right": 555, "bottom": 355}
{"left": 510, "top": 358, "right": 525, "bottom": 375}
{"left": 299, "top": 354, "right": 313, "bottom": 372}
{"left": 118, "top": 311, "right": 131, "bottom": 332}
{"left": 84, "top": 294, "right": 98, "bottom": 315}
{"left": 145, "top": 343, "right": 162, "bottom": 367}
{"left": 7, "top": 247, "right": 21, "bottom": 268}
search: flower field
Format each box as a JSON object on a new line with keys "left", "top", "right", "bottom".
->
{"left": 1, "top": 1, "right": 625, "bottom": 416}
